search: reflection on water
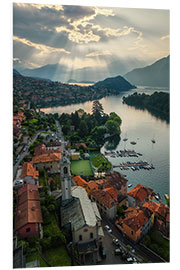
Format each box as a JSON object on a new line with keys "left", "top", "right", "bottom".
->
{"left": 41, "top": 86, "right": 169, "bottom": 203}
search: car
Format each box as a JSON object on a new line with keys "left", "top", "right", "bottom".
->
{"left": 114, "top": 248, "right": 121, "bottom": 255}
{"left": 126, "top": 257, "right": 134, "bottom": 263}
{"left": 104, "top": 225, "right": 112, "bottom": 233}
{"left": 15, "top": 180, "right": 23, "bottom": 185}
{"left": 99, "top": 246, "right": 106, "bottom": 259}
{"left": 112, "top": 238, "right": 120, "bottom": 246}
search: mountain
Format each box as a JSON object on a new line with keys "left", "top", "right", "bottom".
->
{"left": 94, "top": 75, "right": 136, "bottom": 91}
{"left": 13, "top": 69, "right": 22, "bottom": 76}
{"left": 15, "top": 57, "right": 148, "bottom": 83}
{"left": 124, "top": 55, "right": 169, "bottom": 87}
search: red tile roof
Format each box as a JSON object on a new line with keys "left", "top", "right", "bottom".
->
{"left": 104, "top": 187, "right": 118, "bottom": 202}
{"left": 15, "top": 185, "right": 43, "bottom": 231}
{"left": 32, "top": 152, "right": 61, "bottom": 164}
{"left": 73, "top": 176, "right": 87, "bottom": 188}
{"left": 91, "top": 189, "right": 116, "bottom": 209}
{"left": 128, "top": 184, "right": 153, "bottom": 202}
{"left": 123, "top": 209, "right": 149, "bottom": 232}
{"left": 87, "top": 180, "right": 97, "bottom": 190}
{"left": 21, "top": 162, "right": 39, "bottom": 180}
{"left": 143, "top": 201, "right": 170, "bottom": 223}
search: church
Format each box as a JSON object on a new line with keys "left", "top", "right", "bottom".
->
{"left": 60, "top": 150, "right": 104, "bottom": 265}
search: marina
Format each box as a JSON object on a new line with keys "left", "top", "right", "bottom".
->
{"left": 104, "top": 149, "right": 142, "bottom": 158}
{"left": 113, "top": 160, "right": 155, "bottom": 171}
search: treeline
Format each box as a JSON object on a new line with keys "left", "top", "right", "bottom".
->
{"left": 59, "top": 100, "right": 122, "bottom": 148}
{"left": 123, "top": 91, "right": 169, "bottom": 122}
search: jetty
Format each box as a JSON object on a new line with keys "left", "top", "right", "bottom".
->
{"left": 104, "top": 149, "right": 143, "bottom": 158}
{"left": 113, "top": 160, "right": 155, "bottom": 171}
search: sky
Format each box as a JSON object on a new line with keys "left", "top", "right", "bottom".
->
{"left": 13, "top": 2, "right": 169, "bottom": 81}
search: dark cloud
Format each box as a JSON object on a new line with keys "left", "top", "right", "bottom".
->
{"left": 63, "top": 5, "right": 95, "bottom": 21}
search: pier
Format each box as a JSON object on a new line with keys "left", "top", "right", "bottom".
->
{"left": 113, "top": 160, "right": 155, "bottom": 171}
{"left": 104, "top": 149, "right": 143, "bottom": 158}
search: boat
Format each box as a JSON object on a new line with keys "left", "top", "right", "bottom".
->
{"left": 152, "top": 139, "right": 156, "bottom": 143}
{"left": 123, "top": 132, "right": 128, "bottom": 141}
{"left": 130, "top": 141, "right": 136, "bottom": 145}
{"left": 155, "top": 194, "right": 160, "bottom": 200}
{"left": 128, "top": 184, "right": 132, "bottom": 188}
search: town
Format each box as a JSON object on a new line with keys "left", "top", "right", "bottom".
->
{"left": 13, "top": 99, "right": 169, "bottom": 268}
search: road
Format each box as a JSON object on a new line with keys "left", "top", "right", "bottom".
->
{"left": 13, "top": 130, "right": 44, "bottom": 180}
{"left": 101, "top": 216, "right": 164, "bottom": 263}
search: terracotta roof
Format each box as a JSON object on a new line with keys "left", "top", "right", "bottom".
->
{"left": 73, "top": 176, "right": 87, "bottom": 188}
{"left": 21, "top": 162, "right": 39, "bottom": 180}
{"left": 142, "top": 201, "right": 159, "bottom": 212}
{"left": 123, "top": 209, "right": 149, "bottom": 232}
{"left": 104, "top": 187, "right": 118, "bottom": 202}
{"left": 34, "top": 144, "right": 62, "bottom": 156}
{"left": 91, "top": 189, "right": 116, "bottom": 209}
{"left": 87, "top": 180, "right": 97, "bottom": 190}
{"left": 143, "top": 201, "right": 169, "bottom": 222}
{"left": 32, "top": 152, "right": 61, "bottom": 164}
{"left": 15, "top": 185, "right": 43, "bottom": 231}
{"left": 128, "top": 184, "right": 153, "bottom": 202}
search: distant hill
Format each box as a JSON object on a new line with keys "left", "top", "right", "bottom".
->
{"left": 94, "top": 75, "right": 136, "bottom": 91}
{"left": 13, "top": 69, "right": 22, "bottom": 76}
{"left": 124, "top": 55, "right": 169, "bottom": 87}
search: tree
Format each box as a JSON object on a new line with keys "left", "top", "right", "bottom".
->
{"left": 78, "top": 120, "right": 88, "bottom": 137}
{"left": 105, "top": 120, "right": 120, "bottom": 135}
{"left": 92, "top": 100, "right": 105, "bottom": 124}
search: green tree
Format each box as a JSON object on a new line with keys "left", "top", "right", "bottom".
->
{"left": 105, "top": 120, "right": 120, "bottom": 135}
{"left": 78, "top": 120, "right": 88, "bottom": 137}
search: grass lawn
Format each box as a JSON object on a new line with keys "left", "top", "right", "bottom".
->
{"left": 44, "top": 246, "right": 71, "bottom": 266}
{"left": 90, "top": 153, "right": 111, "bottom": 170}
{"left": 71, "top": 160, "right": 93, "bottom": 176}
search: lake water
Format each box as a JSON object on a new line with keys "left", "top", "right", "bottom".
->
{"left": 41, "top": 86, "right": 170, "bottom": 203}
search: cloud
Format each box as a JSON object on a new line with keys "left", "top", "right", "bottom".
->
{"left": 15, "top": 3, "right": 64, "bottom": 11}
{"left": 86, "top": 50, "right": 112, "bottom": 57}
{"left": 13, "top": 36, "right": 71, "bottom": 55}
{"left": 160, "top": 35, "right": 170, "bottom": 40}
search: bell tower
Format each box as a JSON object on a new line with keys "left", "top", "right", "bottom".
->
{"left": 60, "top": 150, "right": 72, "bottom": 205}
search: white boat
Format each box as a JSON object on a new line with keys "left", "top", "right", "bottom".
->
{"left": 128, "top": 184, "right": 132, "bottom": 188}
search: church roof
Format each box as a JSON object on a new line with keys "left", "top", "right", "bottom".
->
{"left": 61, "top": 186, "right": 98, "bottom": 231}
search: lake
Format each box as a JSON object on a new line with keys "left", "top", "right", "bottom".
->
{"left": 40, "top": 86, "right": 169, "bottom": 203}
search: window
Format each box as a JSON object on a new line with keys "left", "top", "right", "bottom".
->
{"left": 84, "top": 228, "right": 88, "bottom": 232}
{"left": 26, "top": 227, "right": 31, "bottom": 233}
{"left": 79, "top": 235, "right": 82, "bottom": 241}
{"left": 90, "top": 232, "right": 93, "bottom": 239}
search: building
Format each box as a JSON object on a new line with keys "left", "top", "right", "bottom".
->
{"left": 60, "top": 150, "right": 104, "bottom": 264}
{"left": 32, "top": 152, "right": 61, "bottom": 173}
{"left": 115, "top": 206, "right": 152, "bottom": 242}
{"left": 128, "top": 184, "right": 154, "bottom": 207}
{"left": 90, "top": 189, "right": 117, "bottom": 219}
{"left": 21, "top": 162, "right": 39, "bottom": 185}
{"left": 73, "top": 176, "right": 87, "bottom": 188}
{"left": 143, "top": 201, "right": 170, "bottom": 237}
{"left": 14, "top": 184, "right": 43, "bottom": 240}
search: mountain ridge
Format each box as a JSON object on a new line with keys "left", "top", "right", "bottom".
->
{"left": 124, "top": 55, "right": 169, "bottom": 87}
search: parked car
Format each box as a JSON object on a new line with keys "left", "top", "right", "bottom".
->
{"left": 112, "top": 238, "right": 120, "bottom": 246}
{"left": 126, "top": 257, "right": 134, "bottom": 263}
{"left": 104, "top": 225, "right": 112, "bottom": 233}
{"left": 14, "top": 180, "right": 23, "bottom": 186}
{"left": 114, "top": 248, "right": 121, "bottom": 255}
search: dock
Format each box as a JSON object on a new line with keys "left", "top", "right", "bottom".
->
{"left": 113, "top": 160, "right": 155, "bottom": 171}
{"left": 104, "top": 149, "right": 143, "bottom": 158}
